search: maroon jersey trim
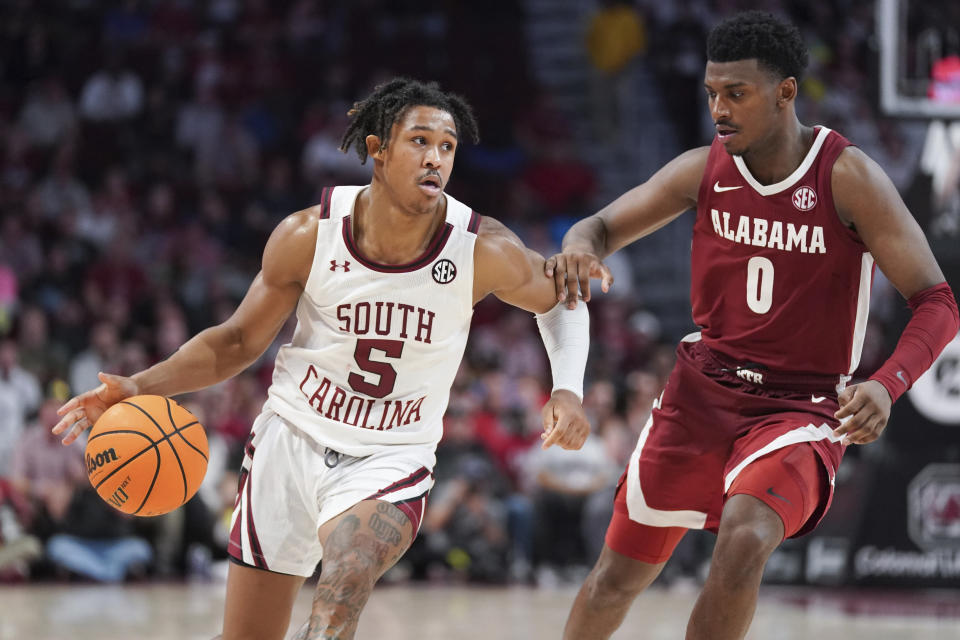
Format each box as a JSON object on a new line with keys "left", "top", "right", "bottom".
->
{"left": 318, "top": 187, "right": 332, "bottom": 219}
{"left": 366, "top": 466, "right": 432, "bottom": 499}
{"left": 391, "top": 491, "right": 429, "bottom": 536}
{"left": 244, "top": 467, "right": 268, "bottom": 570}
{"left": 341, "top": 216, "right": 453, "bottom": 273}
{"left": 467, "top": 210, "right": 481, "bottom": 233}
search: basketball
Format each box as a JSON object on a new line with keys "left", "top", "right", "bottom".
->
{"left": 85, "top": 395, "right": 209, "bottom": 517}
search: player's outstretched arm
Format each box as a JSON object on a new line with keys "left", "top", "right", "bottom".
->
{"left": 474, "top": 217, "right": 590, "bottom": 450}
{"left": 831, "top": 147, "right": 960, "bottom": 445}
{"left": 53, "top": 210, "right": 319, "bottom": 445}
{"left": 545, "top": 147, "right": 709, "bottom": 308}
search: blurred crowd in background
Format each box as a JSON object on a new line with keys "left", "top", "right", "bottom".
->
{"left": 0, "top": 0, "right": 953, "bottom": 589}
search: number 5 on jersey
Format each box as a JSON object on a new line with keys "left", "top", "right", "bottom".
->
{"left": 349, "top": 339, "right": 404, "bottom": 398}
{"left": 746, "top": 256, "right": 774, "bottom": 314}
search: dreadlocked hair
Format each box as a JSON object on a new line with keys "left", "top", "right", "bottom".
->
{"left": 707, "top": 11, "right": 808, "bottom": 81}
{"left": 339, "top": 77, "right": 480, "bottom": 164}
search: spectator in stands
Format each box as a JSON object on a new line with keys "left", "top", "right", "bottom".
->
{"left": 301, "top": 102, "right": 372, "bottom": 187}
{"left": 76, "top": 166, "right": 134, "bottom": 250}
{"left": 68, "top": 322, "right": 120, "bottom": 398}
{"left": 525, "top": 427, "right": 618, "bottom": 585}
{"left": 45, "top": 484, "right": 154, "bottom": 583}
{"left": 194, "top": 111, "right": 260, "bottom": 191}
{"left": 14, "top": 305, "right": 69, "bottom": 388}
{"left": 0, "top": 127, "right": 40, "bottom": 208}
{"left": 82, "top": 229, "right": 149, "bottom": 311}
{"left": 30, "top": 142, "right": 91, "bottom": 222}
{"left": 0, "top": 261, "right": 17, "bottom": 336}
{"left": 78, "top": 49, "right": 144, "bottom": 123}
{"left": 584, "top": 0, "right": 647, "bottom": 142}
{"left": 422, "top": 454, "right": 511, "bottom": 583}
{"left": 16, "top": 76, "right": 77, "bottom": 149}
{"left": 581, "top": 414, "right": 633, "bottom": 562}
{"left": 8, "top": 398, "right": 86, "bottom": 541}
{"left": 0, "top": 338, "right": 43, "bottom": 474}
{"left": 175, "top": 85, "right": 226, "bottom": 153}
{"left": 0, "top": 479, "right": 42, "bottom": 582}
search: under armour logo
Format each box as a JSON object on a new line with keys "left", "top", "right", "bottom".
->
{"left": 330, "top": 260, "right": 351, "bottom": 272}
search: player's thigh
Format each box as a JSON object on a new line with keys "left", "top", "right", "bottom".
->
{"left": 318, "top": 499, "right": 415, "bottom": 579}
{"left": 725, "top": 443, "right": 826, "bottom": 541}
{"left": 220, "top": 561, "right": 306, "bottom": 640}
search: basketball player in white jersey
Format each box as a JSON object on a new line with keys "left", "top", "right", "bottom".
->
{"left": 53, "top": 78, "right": 592, "bottom": 640}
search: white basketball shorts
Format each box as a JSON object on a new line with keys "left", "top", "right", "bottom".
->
{"left": 228, "top": 410, "right": 435, "bottom": 576}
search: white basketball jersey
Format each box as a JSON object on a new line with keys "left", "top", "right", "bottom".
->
{"left": 266, "top": 185, "right": 480, "bottom": 456}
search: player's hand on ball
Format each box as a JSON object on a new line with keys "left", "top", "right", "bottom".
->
{"left": 832, "top": 380, "right": 892, "bottom": 445}
{"left": 53, "top": 372, "right": 140, "bottom": 445}
{"left": 541, "top": 389, "right": 591, "bottom": 450}
{"left": 544, "top": 250, "right": 613, "bottom": 309}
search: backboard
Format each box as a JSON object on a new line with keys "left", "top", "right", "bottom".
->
{"left": 878, "top": 0, "right": 960, "bottom": 119}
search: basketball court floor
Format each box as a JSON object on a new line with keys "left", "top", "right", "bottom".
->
{"left": 1, "top": 581, "right": 957, "bottom": 639}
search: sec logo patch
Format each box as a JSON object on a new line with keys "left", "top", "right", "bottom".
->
{"left": 792, "top": 186, "right": 817, "bottom": 211}
{"left": 432, "top": 259, "right": 457, "bottom": 284}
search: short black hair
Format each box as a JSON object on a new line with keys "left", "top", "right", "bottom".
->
{"left": 339, "top": 77, "right": 480, "bottom": 164}
{"left": 706, "top": 11, "right": 809, "bottom": 81}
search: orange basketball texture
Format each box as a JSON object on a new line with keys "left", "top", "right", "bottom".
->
{"left": 85, "top": 395, "right": 208, "bottom": 516}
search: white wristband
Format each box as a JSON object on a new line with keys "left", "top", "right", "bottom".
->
{"left": 535, "top": 302, "right": 589, "bottom": 401}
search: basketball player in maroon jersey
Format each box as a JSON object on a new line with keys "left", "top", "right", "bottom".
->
{"left": 545, "top": 12, "right": 959, "bottom": 640}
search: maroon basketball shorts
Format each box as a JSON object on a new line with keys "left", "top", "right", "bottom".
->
{"left": 606, "top": 337, "right": 846, "bottom": 564}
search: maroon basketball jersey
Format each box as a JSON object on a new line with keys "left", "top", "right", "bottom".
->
{"left": 692, "top": 127, "right": 872, "bottom": 376}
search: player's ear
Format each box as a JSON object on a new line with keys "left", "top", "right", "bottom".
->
{"left": 366, "top": 135, "right": 386, "bottom": 159}
{"left": 777, "top": 77, "right": 798, "bottom": 106}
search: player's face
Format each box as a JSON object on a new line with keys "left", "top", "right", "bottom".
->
{"left": 703, "top": 59, "right": 781, "bottom": 156}
{"left": 380, "top": 106, "right": 458, "bottom": 214}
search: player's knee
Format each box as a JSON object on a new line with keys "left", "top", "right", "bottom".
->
{"left": 587, "top": 558, "right": 655, "bottom": 603}
{"left": 713, "top": 520, "right": 781, "bottom": 579}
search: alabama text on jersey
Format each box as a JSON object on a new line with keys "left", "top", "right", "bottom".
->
{"left": 692, "top": 127, "right": 871, "bottom": 376}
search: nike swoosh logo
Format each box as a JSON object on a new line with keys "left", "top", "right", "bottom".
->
{"left": 896, "top": 370, "right": 907, "bottom": 386}
{"left": 714, "top": 181, "right": 743, "bottom": 192}
{"left": 811, "top": 395, "right": 826, "bottom": 403}
{"left": 766, "top": 487, "right": 791, "bottom": 504}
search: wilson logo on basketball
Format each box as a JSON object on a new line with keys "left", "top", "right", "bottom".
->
{"left": 792, "top": 186, "right": 817, "bottom": 211}
{"left": 86, "top": 447, "right": 119, "bottom": 474}
{"left": 432, "top": 259, "right": 457, "bottom": 284}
